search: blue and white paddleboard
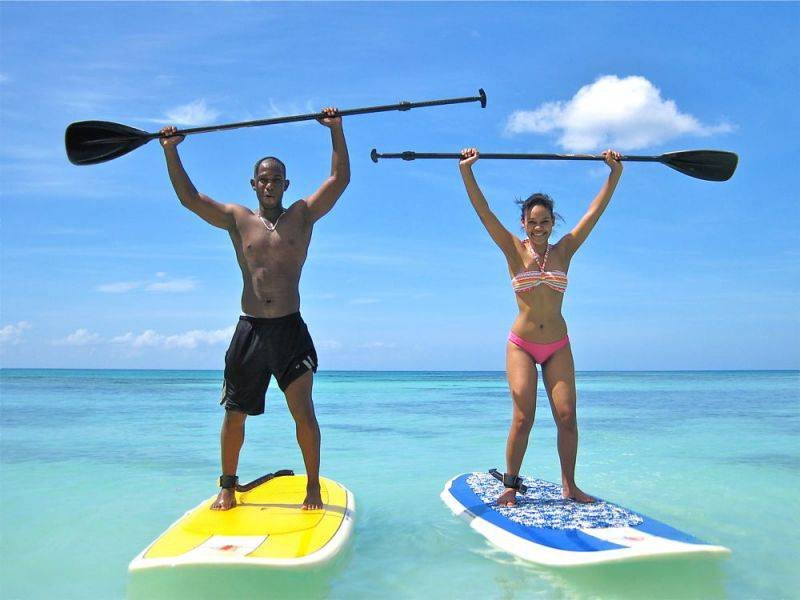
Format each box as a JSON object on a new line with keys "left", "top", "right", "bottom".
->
{"left": 441, "top": 472, "right": 730, "bottom": 567}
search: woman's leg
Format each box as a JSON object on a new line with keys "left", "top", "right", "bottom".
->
{"left": 498, "top": 341, "right": 538, "bottom": 506}
{"left": 541, "top": 342, "right": 594, "bottom": 503}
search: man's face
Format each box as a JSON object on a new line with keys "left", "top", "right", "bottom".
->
{"left": 251, "top": 161, "right": 289, "bottom": 208}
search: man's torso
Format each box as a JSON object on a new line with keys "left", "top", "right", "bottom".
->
{"left": 228, "top": 200, "right": 312, "bottom": 318}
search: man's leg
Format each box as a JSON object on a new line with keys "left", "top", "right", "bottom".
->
{"left": 283, "top": 371, "right": 322, "bottom": 509}
{"left": 211, "top": 409, "right": 247, "bottom": 510}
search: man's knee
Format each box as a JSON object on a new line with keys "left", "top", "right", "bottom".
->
{"left": 283, "top": 368, "right": 313, "bottom": 395}
{"left": 292, "top": 403, "right": 318, "bottom": 428}
{"left": 223, "top": 409, "right": 247, "bottom": 427}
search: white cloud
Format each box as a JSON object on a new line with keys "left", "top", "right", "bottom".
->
{"left": 112, "top": 330, "right": 163, "bottom": 349}
{"left": 53, "top": 329, "right": 102, "bottom": 346}
{"left": 96, "top": 275, "right": 197, "bottom": 294}
{"left": 145, "top": 278, "right": 197, "bottom": 293}
{"left": 0, "top": 321, "right": 31, "bottom": 345}
{"left": 97, "top": 281, "right": 141, "bottom": 293}
{"left": 505, "top": 75, "right": 734, "bottom": 151}
{"left": 350, "top": 298, "right": 379, "bottom": 305}
{"left": 160, "top": 99, "right": 220, "bottom": 126}
{"left": 163, "top": 328, "right": 234, "bottom": 349}
{"left": 358, "top": 341, "right": 397, "bottom": 350}
{"left": 263, "top": 98, "right": 317, "bottom": 120}
{"left": 317, "top": 339, "right": 343, "bottom": 351}
{"left": 112, "top": 326, "right": 234, "bottom": 350}
{"left": 0, "top": 73, "right": 9, "bottom": 84}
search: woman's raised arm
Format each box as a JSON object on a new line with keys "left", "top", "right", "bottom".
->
{"left": 459, "top": 148, "right": 520, "bottom": 260}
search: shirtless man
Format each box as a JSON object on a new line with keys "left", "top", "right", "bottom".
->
{"left": 159, "top": 107, "right": 349, "bottom": 511}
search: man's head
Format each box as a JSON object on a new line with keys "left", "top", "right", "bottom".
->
{"left": 251, "top": 157, "right": 290, "bottom": 209}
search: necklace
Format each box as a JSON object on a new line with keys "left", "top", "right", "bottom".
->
{"left": 259, "top": 209, "right": 286, "bottom": 232}
{"left": 528, "top": 240, "right": 550, "bottom": 271}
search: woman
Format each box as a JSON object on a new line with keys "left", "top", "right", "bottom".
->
{"left": 459, "top": 147, "right": 622, "bottom": 506}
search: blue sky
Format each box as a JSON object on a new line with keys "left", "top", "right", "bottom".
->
{"left": 1, "top": 2, "right": 798, "bottom": 370}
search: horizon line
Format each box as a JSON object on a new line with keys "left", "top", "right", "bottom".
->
{"left": 1, "top": 367, "right": 798, "bottom": 374}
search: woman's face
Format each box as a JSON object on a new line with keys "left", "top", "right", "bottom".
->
{"left": 523, "top": 204, "right": 554, "bottom": 244}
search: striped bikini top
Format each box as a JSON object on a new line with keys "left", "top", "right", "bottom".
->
{"left": 511, "top": 241, "right": 568, "bottom": 294}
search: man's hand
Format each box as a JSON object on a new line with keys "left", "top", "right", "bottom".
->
{"left": 160, "top": 125, "right": 185, "bottom": 148}
{"left": 316, "top": 106, "right": 342, "bottom": 129}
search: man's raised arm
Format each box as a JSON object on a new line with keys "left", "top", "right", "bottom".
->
{"left": 304, "top": 108, "right": 350, "bottom": 224}
{"left": 161, "top": 125, "right": 238, "bottom": 230}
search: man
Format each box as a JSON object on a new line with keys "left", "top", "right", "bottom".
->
{"left": 160, "top": 107, "right": 349, "bottom": 510}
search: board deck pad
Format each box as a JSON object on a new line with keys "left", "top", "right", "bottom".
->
{"left": 441, "top": 472, "right": 730, "bottom": 567}
{"left": 130, "top": 474, "right": 355, "bottom": 570}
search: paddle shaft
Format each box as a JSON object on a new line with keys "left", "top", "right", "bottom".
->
{"left": 373, "top": 151, "right": 658, "bottom": 162}
{"left": 369, "top": 149, "right": 739, "bottom": 181}
{"left": 87, "top": 90, "right": 486, "bottom": 145}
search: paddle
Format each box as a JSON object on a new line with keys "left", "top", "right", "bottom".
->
{"left": 65, "top": 89, "right": 487, "bottom": 166}
{"left": 370, "top": 149, "right": 738, "bottom": 182}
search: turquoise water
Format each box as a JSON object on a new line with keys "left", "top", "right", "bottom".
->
{"left": 1, "top": 369, "right": 798, "bottom": 599}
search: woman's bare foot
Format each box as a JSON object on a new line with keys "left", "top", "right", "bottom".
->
{"left": 496, "top": 487, "right": 518, "bottom": 507}
{"left": 211, "top": 487, "right": 237, "bottom": 510}
{"left": 563, "top": 485, "right": 595, "bottom": 503}
{"left": 302, "top": 481, "right": 323, "bottom": 510}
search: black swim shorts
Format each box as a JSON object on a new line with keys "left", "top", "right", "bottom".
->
{"left": 219, "top": 313, "right": 318, "bottom": 415}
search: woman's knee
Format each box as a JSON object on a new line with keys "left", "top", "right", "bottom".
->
{"left": 511, "top": 413, "right": 534, "bottom": 434}
{"left": 510, "top": 400, "right": 535, "bottom": 433}
{"left": 554, "top": 407, "right": 577, "bottom": 432}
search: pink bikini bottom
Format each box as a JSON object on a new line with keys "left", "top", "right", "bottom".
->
{"left": 508, "top": 332, "right": 569, "bottom": 364}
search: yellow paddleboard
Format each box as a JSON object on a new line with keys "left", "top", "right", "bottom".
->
{"left": 129, "top": 473, "right": 355, "bottom": 570}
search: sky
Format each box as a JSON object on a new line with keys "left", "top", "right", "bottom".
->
{"left": 1, "top": 2, "right": 798, "bottom": 371}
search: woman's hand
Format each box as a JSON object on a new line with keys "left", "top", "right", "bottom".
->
{"left": 460, "top": 147, "right": 479, "bottom": 169}
{"left": 602, "top": 148, "right": 623, "bottom": 176}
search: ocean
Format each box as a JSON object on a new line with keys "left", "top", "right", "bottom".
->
{"left": 1, "top": 369, "right": 797, "bottom": 599}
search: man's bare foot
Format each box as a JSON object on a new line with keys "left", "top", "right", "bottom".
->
{"left": 211, "top": 487, "right": 237, "bottom": 511}
{"left": 563, "top": 485, "right": 595, "bottom": 503}
{"left": 302, "top": 481, "right": 323, "bottom": 510}
{"left": 496, "top": 487, "right": 518, "bottom": 507}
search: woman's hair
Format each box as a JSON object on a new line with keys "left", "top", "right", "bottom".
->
{"left": 516, "top": 192, "right": 564, "bottom": 225}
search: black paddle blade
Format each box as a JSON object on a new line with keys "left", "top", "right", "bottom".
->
{"left": 65, "top": 121, "right": 152, "bottom": 166}
{"left": 660, "top": 150, "right": 738, "bottom": 182}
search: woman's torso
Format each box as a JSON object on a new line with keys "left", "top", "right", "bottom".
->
{"left": 507, "top": 239, "right": 570, "bottom": 342}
